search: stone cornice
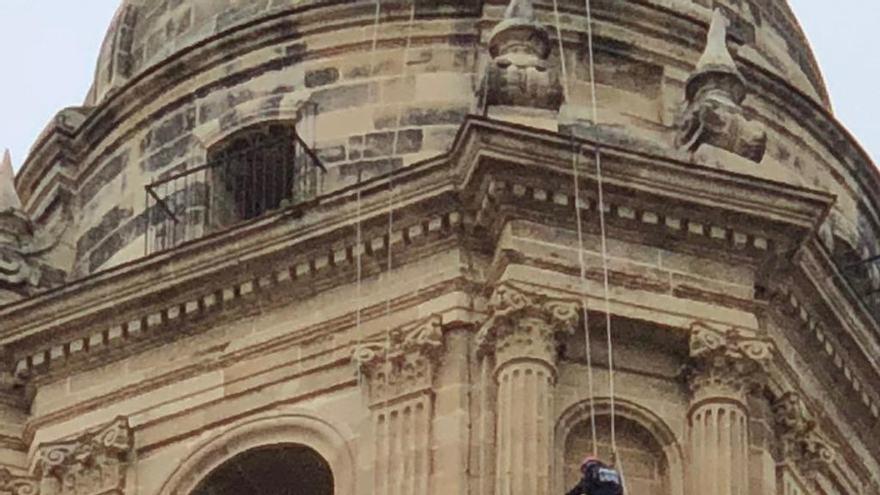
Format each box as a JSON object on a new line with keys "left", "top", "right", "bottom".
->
{"left": 1, "top": 117, "right": 835, "bottom": 384}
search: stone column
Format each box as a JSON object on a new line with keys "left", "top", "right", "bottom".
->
{"left": 353, "top": 315, "right": 444, "bottom": 495}
{"left": 686, "top": 322, "right": 773, "bottom": 495}
{"left": 476, "top": 284, "right": 578, "bottom": 495}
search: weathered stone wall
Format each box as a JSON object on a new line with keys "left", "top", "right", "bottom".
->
{"left": 10, "top": 0, "right": 877, "bottom": 290}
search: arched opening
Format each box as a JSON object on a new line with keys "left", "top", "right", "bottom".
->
{"left": 190, "top": 444, "right": 333, "bottom": 495}
{"left": 563, "top": 415, "right": 670, "bottom": 495}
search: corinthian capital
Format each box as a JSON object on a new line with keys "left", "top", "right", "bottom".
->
{"left": 33, "top": 417, "right": 132, "bottom": 495}
{"left": 476, "top": 283, "right": 579, "bottom": 370}
{"left": 0, "top": 468, "right": 39, "bottom": 495}
{"left": 773, "top": 392, "right": 836, "bottom": 477}
{"left": 351, "top": 315, "right": 444, "bottom": 405}
{"left": 686, "top": 321, "right": 773, "bottom": 401}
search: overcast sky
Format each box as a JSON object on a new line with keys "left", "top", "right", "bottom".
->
{"left": 0, "top": 1, "right": 877, "bottom": 170}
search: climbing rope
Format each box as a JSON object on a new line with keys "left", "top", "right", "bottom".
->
{"left": 551, "top": 0, "right": 599, "bottom": 458}
{"left": 552, "top": 0, "right": 624, "bottom": 481}
{"left": 581, "top": 0, "right": 625, "bottom": 484}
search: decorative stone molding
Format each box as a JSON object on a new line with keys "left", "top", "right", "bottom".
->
{"left": 773, "top": 392, "right": 836, "bottom": 477}
{"left": 483, "top": 0, "right": 563, "bottom": 112}
{"left": 352, "top": 315, "right": 444, "bottom": 406}
{"left": 0, "top": 150, "right": 67, "bottom": 305}
{"left": 686, "top": 321, "right": 773, "bottom": 403}
{"left": 475, "top": 282, "right": 578, "bottom": 371}
{"left": 32, "top": 417, "right": 132, "bottom": 495}
{"left": 0, "top": 469, "right": 39, "bottom": 495}
{"left": 675, "top": 9, "right": 766, "bottom": 162}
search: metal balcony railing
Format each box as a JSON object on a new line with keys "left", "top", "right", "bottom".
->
{"left": 144, "top": 105, "right": 325, "bottom": 255}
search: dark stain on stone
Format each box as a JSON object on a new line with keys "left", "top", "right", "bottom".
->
{"left": 312, "top": 83, "right": 375, "bottom": 113}
{"left": 77, "top": 207, "right": 133, "bottom": 256}
{"left": 144, "top": 135, "right": 192, "bottom": 172}
{"left": 401, "top": 105, "right": 468, "bottom": 127}
{"left": 396, "top": 129, "right": 423, "bottom": 154}
{"left": 339, "top": 158, "right": 403, "bottom": 180}
{"left": 80, "top": 152, "right": 129, "bottom": 207}
{"left": 305, "top": 67, "right": 340, "bottom": 88}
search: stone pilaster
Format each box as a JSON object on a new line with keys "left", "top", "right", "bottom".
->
{"left": 476, "top": 283, "right": 578, "bottom": 495}
{"left": 27, "top": 417, "right": 133, "bottom": 495}
{"left": 685, "top": 321, "right": 773, "bottom": 495}
{"left": 352, "top": 315, "right": 444, "bottom": 495}
{"left": 772, "top": 392, "right": 837, "bottom": 493}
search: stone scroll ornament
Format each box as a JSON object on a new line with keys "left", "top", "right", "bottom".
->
{"left": 475, "top": 282, "right": 580, "bottom": 366}
{"left": 482, "top": 0, "right": 564, "bottom": 112}
{"left": 31, "top": 417, "right": 133, "bottom": 495}
{"left": 351, "top": 315, "right": 445, "bottom": 405}
{"left": 675, "top": 9, "right": 767, "bottom": 162}
{"left": 685, "top": 321, "right": 774, "bottom": 400}
{"left": 773, "top": 392, "right": 837, "bottom": 477}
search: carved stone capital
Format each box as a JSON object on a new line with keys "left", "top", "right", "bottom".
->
{"left": 476, "top": 283, "right": 578, "bottom": 373}
{"left": 675, "top": 9, "right": 766, "bottom": 162}
{"left": 685, "top": 321, "right": 773, "bottom": 402}
{"left": 0, "top": 468, "right": 39, "bottom": 495}
{"left": 773, "top": 392, "right": 836, "bottom": 477}
{"left": 33, "top": 417, "right": 132, "bottom": 495}
{"left": 352, "top": 315, "right": 444, "bottom": 406}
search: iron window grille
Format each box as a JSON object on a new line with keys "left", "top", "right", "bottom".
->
{"left": 144, "top": 103, "right": 325, "bottom": 255}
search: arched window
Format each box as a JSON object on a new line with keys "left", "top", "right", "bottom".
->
{"left": 190, "top": 444, "right": 333, "bottom": 495}
{"left": 563, "top": 415, "right": 671, "bottom": 495}
{"left": 209, "top": 122, "right": 302, "bottom": 227}
{"left": 144, "top": 107, "right": 324, "bottom": 255}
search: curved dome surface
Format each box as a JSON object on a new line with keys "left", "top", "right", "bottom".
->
{"left": 88, "top": 0, "right": 830, "bottom": 109}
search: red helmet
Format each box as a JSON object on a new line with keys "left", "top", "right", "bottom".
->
{"left": 580, "top": 456, "right": 601, "bottom": 473}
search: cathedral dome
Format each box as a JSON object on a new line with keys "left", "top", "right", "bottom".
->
{"left": 86, "top": 0, "right": 831, "bottom": 109}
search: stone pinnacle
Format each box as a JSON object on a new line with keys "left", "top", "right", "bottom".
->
{"left": 504, "top": 0, "right": 536, "bottom": 21}
{"left": 695, "top": 9, "right": 743, "bottom": 81}
{"left": 0, "top": 149, "right": 22, "bottom": 211}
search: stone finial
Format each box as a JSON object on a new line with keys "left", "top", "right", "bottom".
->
{"left": 483, "top": 0, "right": 563, "bottom": 114}
{"left": 0, "top": 149, "right": 49, "bottom": 303}
{"left": 688, "top": 9, "right": 745, "bottom": 104}
{"left": 676, "top": 9, "right": 767, "bottom": 162}
{"left": 0, "top": 149, "right": 22, "bottom": 211}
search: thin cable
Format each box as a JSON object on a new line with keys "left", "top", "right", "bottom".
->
{"left": 554, "top": 0, "right": 598, "bottom": 455}
{"left": 383, "top": 2, "right": 416, "bottom": 492}
{"left": 391, "top": 1, "right": 418, "bottom": 156}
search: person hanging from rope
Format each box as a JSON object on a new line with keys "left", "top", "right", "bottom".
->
{"left": 565, "top": 456, "right": 624, "bottom": 495}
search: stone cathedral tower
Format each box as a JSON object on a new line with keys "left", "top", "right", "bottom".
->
{"left": 1, "top": 0, "right": 878, "bottom": 494}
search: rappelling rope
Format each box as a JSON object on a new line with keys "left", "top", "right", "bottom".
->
{"left": 382, "top": 1, "right": 417, "bottom": 492}
{"left": 552, "top": 0, "right": 624, "bottom": 481}
{"left": 552, "top": 0, "right": 598, "bottom": 457}
{"left": 581, "top": 0, "right": 625, "bottom": 485}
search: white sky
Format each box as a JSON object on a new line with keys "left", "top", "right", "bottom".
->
{"left": 0, "top": 1, "right": 877, "bottom": 170}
